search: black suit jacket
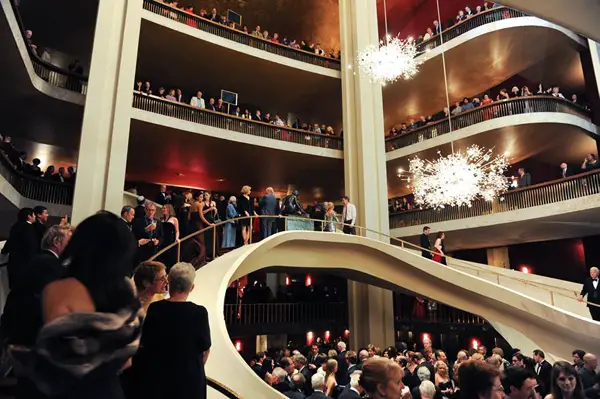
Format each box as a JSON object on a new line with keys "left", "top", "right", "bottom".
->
{"left": 347, "top": 364, "right": 358, "bottom": 378}
{"left": 251, "top": 363, "right": 266, "bottom": 380}
{"left": 580, "top": 278, "right": 600, "bottom": 306}
{"left": 560, "top": 166, "right": 574, "bottom": 179}
{"left": 336, "top": 350, "right": 349, "bottom": 385}
{"left": 300, "top": 366, "right": 313, "bottom": 395}
{"left": 285, "top": 389, "right": 307, "bottom": 399}
{"left": 2, "top": 221, "right": 40, "bottom": 288}
{"left": 517, "top": 173, "right": 531, "bottom": 188}
{"left": 536, "top": 360, "right": 552, "bottom": 397}
{"left": 132, "top": 217, "right": 164, "bottom": 263}
{"left": 338, "top": 388, "right": 361, "bottom": 399}
{"left": 420, "top": 233, "right": 432, "bottom": 259}
{"left": 307, "top": 392, "right": 330, "bottom": 399}
{"left": 154, "top": 192, "right": 169, "bottom": 205}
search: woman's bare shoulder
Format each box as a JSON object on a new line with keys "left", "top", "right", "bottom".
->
{"left": 43, "top": 278, "right": 95, "bottom": 323}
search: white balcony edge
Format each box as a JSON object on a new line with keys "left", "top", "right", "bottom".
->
{"left": 130, "top": 108, "right": 344, "bottom": 159}
{"left": 390, "top": 192, "right": 600, "bottom": 238}
{"left": 141, "top": 10, "right": 341, "bottom": 79}
{"left": 416, "top": 15, "right": 586, "bottom": 66}
{"left": 1, "top": 1, "right": 85, "bottom": 106}
{"left": 0, "top": 171, "right": 72, "bottom": 217}
{"left": 386, "top": 112, "right": 599, "bottom": 161}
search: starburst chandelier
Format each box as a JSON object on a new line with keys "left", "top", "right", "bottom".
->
{"left": 403, "top": 145, "right": 510, "bottom": 208}
{"left": 355, "top": 0, "right": 421, "bottom": 85}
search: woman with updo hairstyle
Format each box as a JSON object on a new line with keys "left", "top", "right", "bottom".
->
{"left": 361, "top": 357, "right": 410, "bottom": 399}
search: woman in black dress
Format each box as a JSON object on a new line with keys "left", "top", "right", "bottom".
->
{"left": 238, "top": 185, "right": 254, "bottom": 245}
{"left": 185, "top": 191, "right": 206, "bottom": 268}
{"left": 199, "top": 192, "right": 217, "bottom": 260}
{"left": 159, "top": 204, "right": 179, "bottom": 270}
{"left": 136, "top": 262, "right": 211, "bottom": 399}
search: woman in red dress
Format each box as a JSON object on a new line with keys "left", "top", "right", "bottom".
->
{"left": 432, "top": 232, "right": 445, "bottom": 263}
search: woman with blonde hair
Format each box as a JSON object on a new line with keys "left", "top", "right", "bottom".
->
{"left": 325, "top": 358, "right": 338, "bottom": 397}
{"left": 435, "top": 360, "right": 455, "bottom": 399}
{"left": 238, "top": 185, "right": 254, "bottom": 245}
{"left": 160, "top": 203, "right": 179, "bottom": 269}
{"left": 360, "top": 357, "right": 410, "bottom": 399}
{"left": 324, "top": 202, "right": 339, "bottom": 232}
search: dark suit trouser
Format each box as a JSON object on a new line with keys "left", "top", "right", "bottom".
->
{"left": 589, "top": 306, "right": 600, "bottom": 321}
{"left": 343, "top": 220, "right": 356, "bottom": 235}
{"left": 261, "top": 217, "right": 275, "bottom": 239}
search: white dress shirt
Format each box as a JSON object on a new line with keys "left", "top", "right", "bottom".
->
{"left": 190, "top": 96, "right": 205, "bottom": 108}
{"left": 593, "top": 279, "right": 598, "bottom": 290}
{"left": 343, "top": 203, "right": 357, "bottom": 226}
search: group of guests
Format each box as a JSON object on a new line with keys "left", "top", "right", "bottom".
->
{"left": 0, "top": 208, "right": 212, "bottom": 399}
{"left": 385, "top": 84, "right": 584, "bottom": 142}
{"left": 0, "top": 135, "right": 76, "bottom": 183}
{"left": 154, "top": 1, "right": 341, "bottom": 60}
{"left": 134, "top": 80, "right": 338, "bottom": 136}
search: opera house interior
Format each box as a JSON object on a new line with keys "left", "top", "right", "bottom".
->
{"left": 0, "top": 0, "right": 600, "bottom": 398}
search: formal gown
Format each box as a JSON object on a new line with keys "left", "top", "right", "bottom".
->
{"left": 202, "top": 201, "right": 216, "bottom": 259}
{"left": 222, "top": 203, "right": 238, "bottom": 249}
{"left": 237, "top": 195, "right": 253, "bottom": 227}
{"left": 186, "top": 203, "right": 206, "bottom": 268}
{"left": 159, "top": 218, "right": 177, "bottom": 270}
{"left": 432, "top": 239, "right": 444, "bottom": 263}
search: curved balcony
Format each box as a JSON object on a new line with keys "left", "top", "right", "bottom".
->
{"left": 390, "top": 170, "right": 600, "bottom": 249}
{"left": 131, "top": 92, "right": 343, "bottom": 154}
{"left": 141, "top": 0, "right": 340, "bottom": 73}
{"left": 385, "top": 96, "right": 591, "bottom": 154}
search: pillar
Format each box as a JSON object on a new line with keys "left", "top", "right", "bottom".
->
{"left": 581, "top": 40, "right": 600, "bottom": 128}
{"left": 340, "top": 0, "right": 395, "bottom": 350}
{"left": 487, "top": 246, "right": 510, "bottom": 268}
{"left": 71, "top": 0, "right": 142, "bottom": 224}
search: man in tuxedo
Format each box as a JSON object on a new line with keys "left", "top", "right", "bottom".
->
{"left": 346, "top": 351, "right": 359, "bottom": 379}
{"left": 1, "top": 207, "right": 39, "bottom": 289}
{"left": 336, "top": 341, "right": 350, "bottom": 386}
{"left": 132, "top": 203, "right": 163, "bottom": 265}
{"left": 272, "top": 367, "right": 292, "bottom": 393}
{"left": 280, "top": 357, "right": 296, "bottom": 386}
{"left": 295, "top": 355, "right": 313, "bottom": 396}
{"left": 420, "top": 226, "right": 432, "bottom": 259}
{"left": 120, "top": 206, "right": 135, "bottom": 231}
{"left": 285, "top": 373, "right": 307, "bottom": 399}
{"left": 502, "top": 367, "right": 537, "bottom": 399}
{"left": 559, "top": 162, "right": 574, "bottom": 179}
{"left": 578, "top": 267, "right": 600, "bottom": 321}
{"left": 251, "top": 352, "right": 267, "bottom": 381}
{"left": 308, "top": 344, "right": 320, "bottom": 366}
{"left": 533, "top": 349, "right": 552, "bottom": 398}
{"left": 33, "top": 205, "right": 50, "bottom": 243}
{"left": 307, "top": 374, "right": 330, "bottom": 399}
{"left": 339, "top": 371, "right": 363, "bottom": 399}
{"left": 517, "top": 168, "right": 531, "bottom": 188}
{"left": 154, "top": 184, "right": 170, "bottom": 205}
{"left": 260, "top": 187, "right": 277, "bottom": 239}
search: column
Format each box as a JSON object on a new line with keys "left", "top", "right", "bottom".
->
{"left": 487, "top": 246, "right": 510, "bottom": 268}
{"left": 581, "top": 40, "right": 600, "bottom": 128}
{"left": 340, "top": 0, "right": 395, "bottom": 350}
{"left": 71, "top": 0, "right": 143, "bottom": 224}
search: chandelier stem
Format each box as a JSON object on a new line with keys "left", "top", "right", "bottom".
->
{"left": 383, "top": 0, "right": 389, "bottom": 41}
{"left": 435, "top": 0, "right": 453, "bottom": 136}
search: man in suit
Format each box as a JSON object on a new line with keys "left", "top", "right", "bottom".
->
{"left": 251, "top": 352, "right": 267, "bottom": 381}
{"left": 260, "top": 187, "right": 277, "bottom": 239}
{"left": 134, "top": 196, "right": 146, "bottom": 220}
{"left": 578, "top": 354, "right": 598, "bottom": 389}
{"left": 339, "top": 371, "right": 363, "bottom": 399}
{"left": 420, "top": 226, "right": 432, "bottom": 259}
{"left": 285, "top": 373, "right": 307, "bottom": 399}
{"left": 272, "top": 367, "right": 292, "bottom": 393}
{"left": 295, "top": 355, "right": 313, "bottom": 396}
{"left": 578, "top": 267, "right": 600, "bottom": 321}
{"left": 121, "top": 205, "right": 135, "bottom": 231}
{"left": 132, "top": 203, "right": 163, "bottom": 265}
{"left": 517, "top": 168, "right": 531, "bottom": 188}
{"left": 336, "top": 341, "right": 350, "bottom": 386}
{"left": 346, "top": 351, "right": 359, "bottom": 379}
{"left": 560, "top": 162, "right": 574, "bottom": 179}
{"left": 1, "top": 207, "right": 39, "bottom": 289}
{"left": 533, "top": 349, "right": 552, "bottom": 398}
{"left": 32, "top": 205, "right": 50, "bottom": 243}
{"left": 307, "top": 374, "right": 330, "bottom": 399}
{"left": 308, "top": 344, "right": 320, "bottom": 366}
{"left": 154, "top": 184, "right": 170, "bottom": 205}
{"left": 52, "top": 166, "right": 67, "bottom": 183}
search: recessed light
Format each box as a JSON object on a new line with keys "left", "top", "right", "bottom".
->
{"left": 177, "top": 172, "right": 185, "bottom": 176}
{"left": 216, "top": 178, "right": 225, "bottom": 182}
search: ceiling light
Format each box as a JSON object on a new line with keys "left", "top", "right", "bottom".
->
{"left": 357, "top": 36, "right": 420, "bottom": 85}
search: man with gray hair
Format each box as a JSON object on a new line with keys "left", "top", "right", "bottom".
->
{"left": 308, "top": 373, "right": 327, "bottom": 398}
{"left": 577, "top": 266, "right": 600, "bottom": 321}
{"left": 272, "top": 367, "right": 291, "bottom": 393}
{"left": 358, "top": 349, "right": 369, "bottom": 368}
{"left": 294, "top": 354, "right": 312, "bottom": 395}
{"left": 336, "top": 341, "right": 350, "bottom": 385}
{"left": 260, "top": 186, "right": 277, "bottom": 238}
{"left": 339, "top": 370, "right": 363, "bottom": 398}
{"left": 284, "top": 372, "right": 307, "bottom": 399}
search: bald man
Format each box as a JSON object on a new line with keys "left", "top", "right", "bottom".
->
{"left": 577, "top": 267, "right": 600, "bottom": 321}
{"left": 578, "top": 353, "right": 598, "bottom": 389}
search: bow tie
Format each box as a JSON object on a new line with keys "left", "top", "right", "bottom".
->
{"left": 593, "top": 279, "right": 598, "bottom": 282}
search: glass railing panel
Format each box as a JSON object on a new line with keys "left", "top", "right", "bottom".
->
{"left": 141, "top": 0, "right": 341, "bottom": 71}
{"left": 132, "top": 92, "right": 343, "bottom": 150}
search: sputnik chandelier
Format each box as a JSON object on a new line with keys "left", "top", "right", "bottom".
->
{"left": 401, "top": 145, "right": 510, "bottom": 208}
{"left": 355, "top": 0, "right": 421, "bottom": 85}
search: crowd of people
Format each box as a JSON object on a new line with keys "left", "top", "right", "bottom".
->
{"left": 0, "top": 135, "right": 76, "bottom": 183}
{"left": 249, "top": 336, "right": 600, "bottom": 399}
{"left": 154, "top": 1, "right": 341, "bottom": 60}
{"left": 385, "top": 84, "right": 585, "bottom": 143}
{"left": 134, "top": 80, "right": 339, "bottom": 136}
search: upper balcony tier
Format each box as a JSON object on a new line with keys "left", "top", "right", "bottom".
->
{"left": 141, "top": 0, "right": 340, "bottom": 76}
{"left": 390, "top": 170, "right": 600, "bottom": 250}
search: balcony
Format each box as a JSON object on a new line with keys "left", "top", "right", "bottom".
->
{"left": 132, "top": 92, "right": 343, "bottom": 153}
{"left": 386, "top": 96, "right": 592, "bottom": 153}
{"left": 141, "top": 0, "right": 340, "bottom": 74}
{"left": 390, "top": 170, "right": 600, "bottom": 249}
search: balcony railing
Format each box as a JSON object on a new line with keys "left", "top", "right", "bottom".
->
{"left": 132, "top": 92, "right": 343, "bottom": 150}
{"left": 8, "top": 0, "right": 88, "bottom": 95}
{"left": 142, "top": 0, "right": 341, "bottom": 71}
{"left": 396, "top": 299, "right": 485, "bottom": 325}
{"left": 223, "top": 302, "right": 347, "bottom": 326}
{"left": 385, "top": 96, "right": 591, "bottom": 152}
{"left": 0, "top": 152, "right": 74, "bottom": 205}
{"left": 390, "top": 169, "right": 600, "bottom": 228}
{"left": 416, "top": 7, "right": 528, "bottom": 54}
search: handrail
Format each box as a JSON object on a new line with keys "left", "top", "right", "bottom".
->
{"left": 0, "top": 150, "right": 74, "bottom": 205}
{"left": 142, "top": 0, "right": 341, "bottom": 71}
{"left": 390, "top": 168, "right": 600, "bottom": 230}
{"left": 385, "top": 96, "right": 591, "bottom": 152}
{"left": 207, "top": 377, "right": 244, "bottom": 399}
{"left": 147, "top": 214, "right": 594, "bottom": 309}
{"left": 415, "top": 7, "right": 528, "bottom": 54}
{"left": 132, "top": 91, "right": 343, "bottom": 150}
{"left": 8, "top": 0, "right": 88, "bottom": 94}
{"left": 224, "top": 302, "right": 348, "bottom": 326}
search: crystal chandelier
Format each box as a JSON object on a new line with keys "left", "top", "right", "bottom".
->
{"left": 403, "top": 145, "right": 510, "bottom": 208}
{"left": 357, "top": 35, "right": 420, "bottom": 85}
